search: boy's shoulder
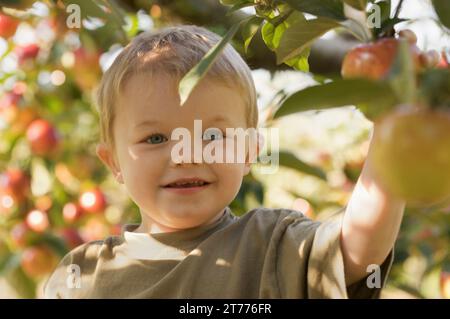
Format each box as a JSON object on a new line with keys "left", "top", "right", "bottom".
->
{"left": 234, "top": 206, "right": 317, "bottom": 230}
{"left": 68, "top": 207, "right": 312, "bottom": 254}
{"left": 60, "top": 207, "right": 315, "bottom": 263}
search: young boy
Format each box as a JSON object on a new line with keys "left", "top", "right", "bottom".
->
{"left": 43, "top": 25, "right": 405, "bottom": 298}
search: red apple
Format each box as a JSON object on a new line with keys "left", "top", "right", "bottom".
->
{"left": 0, "top": 168, "right": 30, "bottom": 201}
{"left": 15, "top": 43, "right": 40, "bottom": 64}
{"left": 58, "top": 228, "right": 84, "bottom": 249}
{"left": 21, "top": 245, "right": 58, "bottom": 278}
{"left": 63, "top": 202, "right": 83, "bottom": 223}
{"left": 25, "top": 209, "right": 50, "bottom": 233}
{"left": 26, "top": 119, "right": 59, "bottom": 156}
{"left": 79, "top": 188, "right": 106, "bottom": 213}
{"left": 0, "top": 13, "right": 19, "bottom": 38}
{"left": 341, "top": 37, "right": 422, "bottom": 80}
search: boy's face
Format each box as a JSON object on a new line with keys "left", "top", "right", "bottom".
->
{"left": 97, "top": 72, "right": 253, "bottom": 231}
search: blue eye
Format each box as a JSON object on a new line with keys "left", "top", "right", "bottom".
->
{"left": 145, "top": 134, "right": 168, "bottom": 144}
{"left": 203, "top": 128, "right": 224, "bottom": 141}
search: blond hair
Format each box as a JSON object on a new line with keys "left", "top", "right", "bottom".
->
{"left": 95, "top": 24, "right": 258, "bottom": 150}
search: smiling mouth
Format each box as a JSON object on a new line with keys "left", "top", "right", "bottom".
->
{"left": 163, "top": 179, "right": 211, "bottom": 188}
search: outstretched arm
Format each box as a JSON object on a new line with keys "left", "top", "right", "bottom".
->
{"left": 340, "top": 130, "right": 406, "bottom": 285}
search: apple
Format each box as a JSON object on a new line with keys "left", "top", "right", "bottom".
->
{"left": 0, "top": 13, "right": 19, "bottom": 38}
{"left": 26, "top": 119, "right": 60, "bottom": 156}
{"left": 25, "top": 209, "right": 50, "bottom": 233}
{"left": 63, "top": 202, "right": 83, "bottom": 223}
{"left": 0, "top": 168, "right": 30, "bottom": 201}
{"left": 341, "top": 37, "right": 422, "bottom": 80}
{"left": 15, "top": 43, "right": 40, "bottom": 65}
{"left": 79, "top": 188, "right": 106, "bottom": 213}
{"left": 58, "top": 228, "right": 84, "bottom": 249}
{"left": 21, "top": 245, "right": 58, "bottom": 279}
{"left": 371, "top": 108, "right": 450, "bottom": 206}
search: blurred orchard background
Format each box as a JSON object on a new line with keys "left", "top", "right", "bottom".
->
{"left": 0, "top": 0, "right": 449, "bottom": 298}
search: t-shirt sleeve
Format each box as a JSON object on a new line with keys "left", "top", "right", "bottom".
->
{"left": 272, "top": 209, "right": 394, "bottom": 299}
{"left": 43, "top": 249, "right": 78, "bottom": 299}
{"left": 42, "top": 241, "right": 103, "bottom": 299}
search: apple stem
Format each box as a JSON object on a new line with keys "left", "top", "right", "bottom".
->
{"left": 393, "top": 0, "right": 405, "bottom": 20}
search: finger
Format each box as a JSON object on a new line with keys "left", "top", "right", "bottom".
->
{"left": 398, "top": 29, "right": 417, "bottom": 44}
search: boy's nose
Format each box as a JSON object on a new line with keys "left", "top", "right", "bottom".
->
{"left": 168, "top": 140, "right": 202, "bottom": 166}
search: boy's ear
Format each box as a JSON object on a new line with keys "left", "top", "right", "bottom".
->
{"left": 244, "top": 132, "right": 264, "bottom": 176}
{"left": 96, "top": 143, "right": 124, "bottom": 184}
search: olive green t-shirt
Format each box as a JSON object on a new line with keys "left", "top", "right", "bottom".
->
{"left": 43, "top": 207, "right": 393, "bottom": 298}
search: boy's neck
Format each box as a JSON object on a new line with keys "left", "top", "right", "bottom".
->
{"left": 133, "top": 208, "right": 226, "bottom": 235}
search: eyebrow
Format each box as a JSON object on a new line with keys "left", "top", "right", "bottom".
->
{"left": 133, "top": 120, "right": 160, "bottom": 130}
{"left": 206, "top": 115, "right": 234, "bottom": 125}
{"left": 134, "top": 116, "right": 234, "bottom": 130}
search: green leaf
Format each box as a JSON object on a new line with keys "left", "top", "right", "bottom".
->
{"left": 284, "top": 47, "right": 310, "bottom": 72}
{"left": 432, "top": 0, "right": 450, "bottom": 29}
{"left": 276, "top": 18, "right": 340, "bottom": 64}
{"left": 277, "top": 151, "right": 327, "bottom": 180}
{"left": 274, "top": 79, "right": 397, "bottom": 119}
{"left": 220, "top": 0, "right": 246, "bottom": 5}
{"left": 0, "top": 252, "right": 20, "bottom": 276}
{"left": 33, "top": 234, "right": 69, "bottom": 258}
{"left": 418, "top": 69, "right": 450, "bottom": 109}
{"left": 178, "top": 20, "right": 246, "bottom": 106}
{"left": 242, "top": 16, "right": 264, "bottom": 53}
{"left": 387, "top": 39, "right": 416, "bottom": 104}
{"left": 343, "top": 0, "right": 368, "bottom": 10}
{"left": 377, "top": 0, "right": 391, "bottom": 22}
{"left": 282, "top": 0, "right": 346, "bottom": 20}
{"left": 262, "top": 11, "right": 306, "bottom": 51}
{"left": 340, "top": 18, "right": 371, "bottom": 42}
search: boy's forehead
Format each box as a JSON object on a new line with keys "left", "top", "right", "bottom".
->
{"left": 116, "top": 72, "right": 248, "bottom": 127}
